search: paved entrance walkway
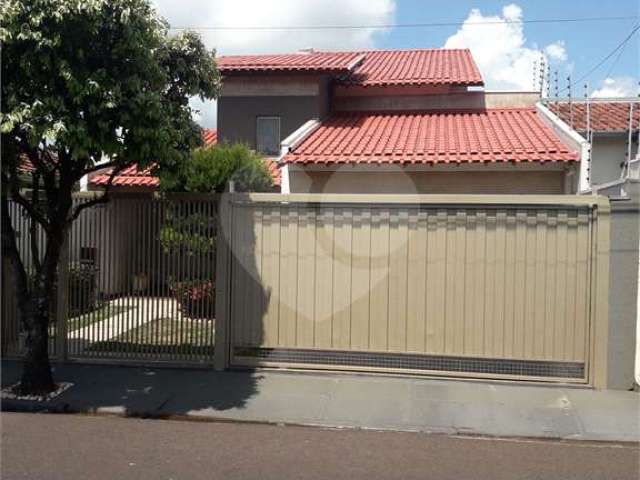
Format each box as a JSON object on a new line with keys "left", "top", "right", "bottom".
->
{"left": 68, "top": 297, "right": 179, "bottom": 347}
{"left": 2, "top": 361, "right": 638, "bottom": 442}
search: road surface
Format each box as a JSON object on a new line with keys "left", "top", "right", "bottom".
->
{"left": 2, "top": 412, "right": 638, "bottom": 480}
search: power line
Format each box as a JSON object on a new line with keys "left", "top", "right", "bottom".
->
{"left": 168, "top": 15, "right": 637, "bottom": 31}
{"left": 558, "top": 23, "right": 640, "bottom": 95}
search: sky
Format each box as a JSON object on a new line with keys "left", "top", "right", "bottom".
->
{"left": 152, "top": 0, "right": 639, "bottom": 127}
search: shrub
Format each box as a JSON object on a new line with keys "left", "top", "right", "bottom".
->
{"left": 67, "top": 263, "right": 100, "bottom": 317}
{"left": 160, "top": 143, "right": 274, "bottom": 193}
{"left": 170, "top": 279, "right": 215, "bottom": 320}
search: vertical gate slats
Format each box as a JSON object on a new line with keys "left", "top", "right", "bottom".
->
{"left": 350, "top": 207, "right": 371, "bottom": 350}
{"left": 406, "top": 208, "right": 427, "bottom": 353}
{"left": 544, "top": 213, "right": 558, "bottom": 360}
{"left": 296, "top": 207, "right": 316, "bottom": 347}
{"left": 314, "top": 207, "right": 333, "bottom": 348}
{"left": 388, "top": 208, "right": 408, "bottom": 352}
{"left": 332, "top": 208, "right": 352, "bottom": 350}
{"left": 369, "top": 208, "right": 389, "bottom": 351}
{"left": 279, "top": 206, "right": 298, "bottom": 347}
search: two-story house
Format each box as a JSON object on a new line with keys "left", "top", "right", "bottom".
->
{"left": 217, "top": 48, "right": 583, "bottom": 195}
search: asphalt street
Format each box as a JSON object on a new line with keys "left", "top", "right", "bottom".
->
{"left": 1, "top": 412, "right": 638, "bottom": 480}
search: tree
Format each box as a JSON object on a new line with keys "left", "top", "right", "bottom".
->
{"left": 0, "top": 0, "right": 221, "bottom": 394}
{"left": 160, "top": 143, "right": 274, "bottom": 193}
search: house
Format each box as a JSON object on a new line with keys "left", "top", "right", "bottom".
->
{"left": 216, "top": 48, "right": 583, "bottom": 195}
{"left": 541, "top": 98, "right": 639, "bottom": 191}
{"left": 88, "top": 128, "right": 281, "bottom": 192}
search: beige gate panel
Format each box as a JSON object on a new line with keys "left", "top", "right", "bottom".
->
{"left": 220, "top": 194, "right": 609, "bottom": 385}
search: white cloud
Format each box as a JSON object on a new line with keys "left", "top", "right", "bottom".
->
{"left": 592, "top": 76, "right": 639, "bottom": 98}
{"left": 153, "top": 0, "right": 395, "bottom": 127}
{"left": 444, "top": 4, "right": 567, "bottom": 91}
{"left": 545, "top": 41, "right": 567, "bottom": 62}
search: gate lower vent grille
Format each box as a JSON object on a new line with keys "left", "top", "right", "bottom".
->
{"left": 234, "top": 347, "right": 585, "bottom": 379}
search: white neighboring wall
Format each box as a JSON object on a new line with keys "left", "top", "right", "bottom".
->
{"left": 277, "top": 119, "right": 320, "bottom": 195}
{"left": 536, "top": 102, "right": 591, "bottom": 193}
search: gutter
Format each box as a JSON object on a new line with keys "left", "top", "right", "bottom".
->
{"left": 277, "top": 119, "right": 321, "bottom": 194}
{"left": 536, "top": 102, "right": 591, "bottom": 193}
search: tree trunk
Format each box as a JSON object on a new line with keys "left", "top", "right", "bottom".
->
{"left": 18, "top": 293, "right": 55, "bottom": 395}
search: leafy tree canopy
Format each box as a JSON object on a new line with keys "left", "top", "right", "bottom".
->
{"left": 0, "top": 0, "right": 220, "bottom": 395}
{"left": 1, "top": 0, "right": 221, "bottom": 208}
{"left": 161, "top": 143, "right": 274, "bottom": 193}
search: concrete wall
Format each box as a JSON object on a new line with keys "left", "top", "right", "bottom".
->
{"left": 288, "top": 168, "right": 568, "bottom": 194}
{"left": 333, "top": 91, "right": 541, "bottom": 112}
{"left": 598, "top": 181, "right": 639, "bottom": 389}
{"left": 590, "top": 134, "right": 639, "bottom": 186}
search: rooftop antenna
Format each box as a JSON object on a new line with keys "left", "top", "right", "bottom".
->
{"left": 532, "top": 59, "right": 538, "bottom": 91}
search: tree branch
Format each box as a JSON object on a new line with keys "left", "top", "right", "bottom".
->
{"left": 2, "top": 171, "right": 50, "bottom": 232}
{"left": 67, "top": 164, "right": 125, "bottom": 224}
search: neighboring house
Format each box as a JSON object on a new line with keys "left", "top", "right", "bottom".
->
{"left": 541, "top": 99, "right": 639, "bottom": 191}
{"left": 217, "top": 48, "right": 582, "bottom": 194}
{"left": 88, "top": 128, "right": 281, "bottom": 192}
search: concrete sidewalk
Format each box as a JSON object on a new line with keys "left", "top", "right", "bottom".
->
{"left": 2, "top": 361, "right": 639, "bottom": 442}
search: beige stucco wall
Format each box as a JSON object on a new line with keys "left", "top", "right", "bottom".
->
{"left": 289, "top": 169, "right": 569, "bottom": 195}
{"left": 333, "top": 91, "right": 541, "bottom": 112}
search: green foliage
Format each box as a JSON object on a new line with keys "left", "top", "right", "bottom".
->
{"left": 159, "top": 210, "right": 215, "bottom": 255}
{"left": 1, "top": 0, "right": 221, "bottom": 180}
{"left": 161, "top": 143, "right": 274, "bottom": 193}
{"left": 67, "top": 262, "right": 100, "bottom": 316}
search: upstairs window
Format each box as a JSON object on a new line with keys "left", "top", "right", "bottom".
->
{"left": 256, "top": 116, "right": 281, "bottom": 156}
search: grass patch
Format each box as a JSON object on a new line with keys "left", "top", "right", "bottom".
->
{"left": 87, "top": 317, "right": 214, "bottom": 356}
{"left": 66, "top": 305, "right": 132, "bottom": 332}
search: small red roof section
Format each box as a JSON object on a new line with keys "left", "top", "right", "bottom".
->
{"left": 89, "top": 128, "right": 281, "bottom": 188}
{"left": 218, "top": 49, "right": 483, "bottom": 87}
{"left": 91, "top": 163, "right": 159, "bottom": 187}
{"left": 217, "top": 51, "right": 365, "bottom": 75}
{"left": 283, "top": 109, "right": 578, "bottom": 165}
{"left": 202, "top": 128, "right": 218, "bottom": 146}
{"left": 550, "top": 101, "right": 640, "bottom": 132}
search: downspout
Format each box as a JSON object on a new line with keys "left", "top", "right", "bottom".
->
{"left": 277, "top": 119, "right": 320, "bottom": 195}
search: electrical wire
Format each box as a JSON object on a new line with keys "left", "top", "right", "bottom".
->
{"left": 558, "top": 23, "right": 640, "bottom": 95}
{"left": 168, "top": 15, "right": 637, "bottom": 31}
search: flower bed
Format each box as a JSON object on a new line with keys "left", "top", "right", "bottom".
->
{"left": 170, "top": 279, "right": 215, "bottom": 319}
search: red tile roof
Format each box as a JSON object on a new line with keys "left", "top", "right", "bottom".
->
{"left": 549, "top": 101, "right": 640, "bottom": 132}
{"left": 264, "top": 158, "right": 281, "bottom": 186}
{"left": 202, "top": 128, "right": 218, "bottom": 146}
{"left": 283, "top": 109, "right": 578, "bottom": 165}
{"left": 90, "top": 163, "right": 159, "bottom": 187}
{"left": 218, "top": 49, "right": 483, "bottom": 87}
{"left": 89, "top": 129, "right": 281, "bottom": 188}
{"left": 217, "top": 52, "right": 365, "bottom": 74}
{"left": 342, "top": 49, "right": 482, "bottom": 87}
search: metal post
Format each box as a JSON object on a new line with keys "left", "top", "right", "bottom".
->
{"left": 55, "top": 231, "right": 69, "bottom": 361}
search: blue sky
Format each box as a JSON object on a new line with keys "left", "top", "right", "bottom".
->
{"left": 383, "top": 0, "right": 638, "bottom": 96}
{"left": 153, "top": 0, "right": 639, "bottom": 127}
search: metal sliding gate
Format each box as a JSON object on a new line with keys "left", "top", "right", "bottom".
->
{"left": 219, "top": 194, "right": 610, "bottom": 387}
{"left": 2, "top": 195, "right": 217, "bottom": 365}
